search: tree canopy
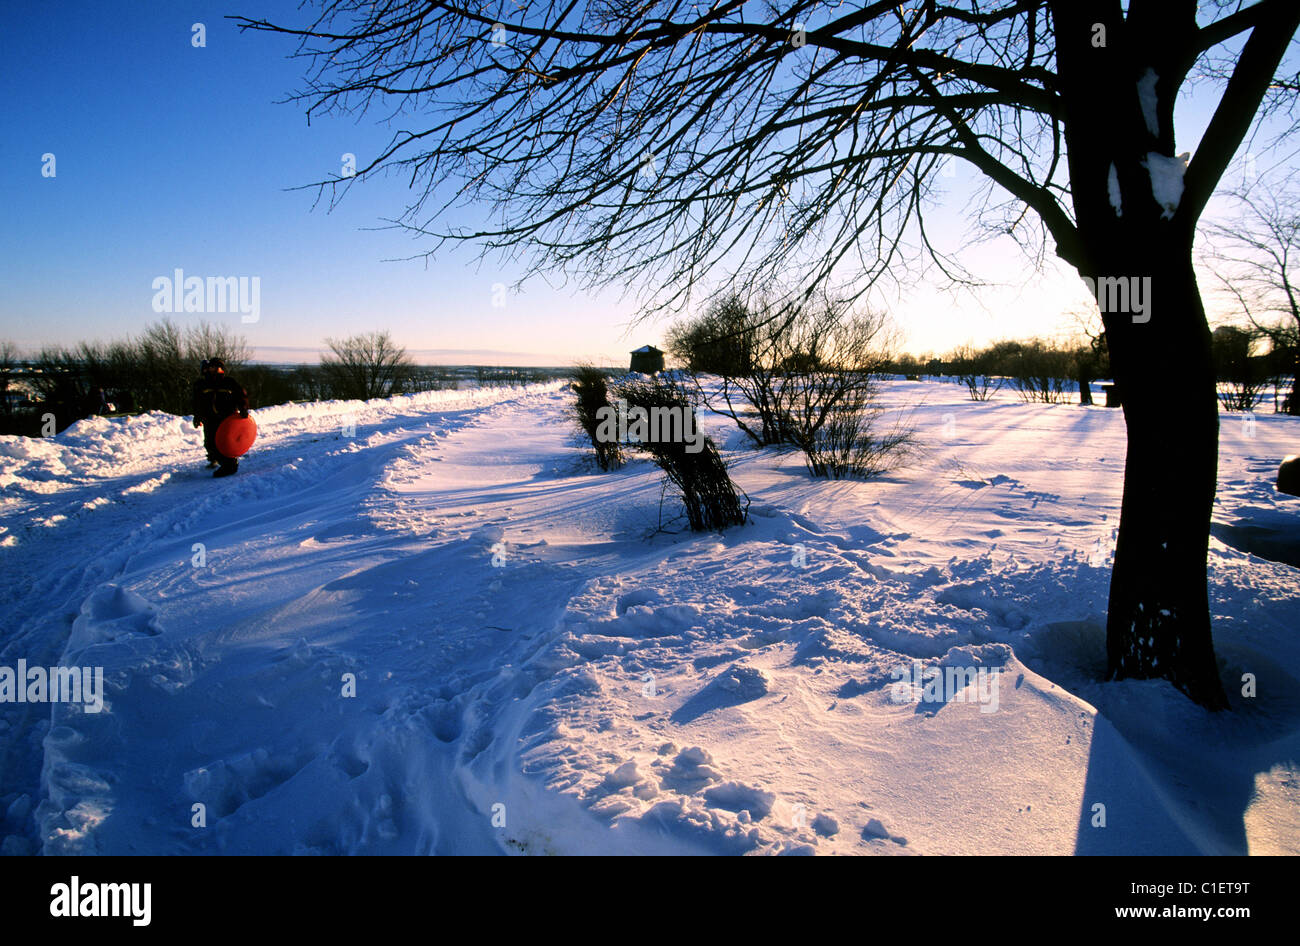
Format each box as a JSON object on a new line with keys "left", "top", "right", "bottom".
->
{"left": 239, "top": 1, "right": 1300, "bottom": 316}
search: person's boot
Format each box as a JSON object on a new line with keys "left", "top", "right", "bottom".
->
{"left": 206, "top": 460, "right": 220, "bottom": 469}
{"left": 213, "top": 461, "right": 238, "bottom": 478}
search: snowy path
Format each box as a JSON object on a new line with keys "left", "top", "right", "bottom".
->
{"left": 2, "top": 381, "right": 1299, "bottom": 855}
{"left": 2, "top": 385, "right": 567, "bottom": 853}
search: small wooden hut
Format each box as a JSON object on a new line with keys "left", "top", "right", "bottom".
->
{"left": 630, "top": 345, "right": 665, "bottom": 374}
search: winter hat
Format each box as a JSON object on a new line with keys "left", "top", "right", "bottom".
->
{"left": 207, "top": 357, "right": 225, "bottom": 370}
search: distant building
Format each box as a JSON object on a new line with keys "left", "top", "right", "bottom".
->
{"left": 630, "top": 345, "right": 665, "bottom": 374}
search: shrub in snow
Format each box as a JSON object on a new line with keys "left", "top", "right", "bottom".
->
{"left": 670, "top": 294, "right": 793, "bottom": 447}
{"left": 570, "top": 365, "right": 624, "bottom": 471}
{"left": 614, "top": 376, "right": 747, "bottom": 531}
{"left": 670, "top": 292, "right": 915, "bottom": 480}
{"left": 947, "top": 344, "right": 1004, "bottom": 402}
{"left": 798, "top": 395, "right": 918, "bottom": 480}
{"left": 1212, "top": 325, "right": 1269, "bottom": 412}
{"left": 764, "top": 306, "right": 916, "bottom": 479}
{"left": 991, "top": 339, "right": 1076, "bottom": 404}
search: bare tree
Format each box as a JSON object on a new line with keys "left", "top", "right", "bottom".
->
{"left": 677, "top": 294, "right": 798, "bottom": 447}
{"left": 775, "top": 302, "right": 912, "bottom": 477}
{"left": 1212, "top": 324, "right": 1271, "bottom": 411}
{"left": 1203, "top": 175, "right": 1300, "bottom": 413}
{"left": 666, "top": 297, "right": 756, "bottom": 378}
{"left": 239, "top": 1, "right": 1300, "bottom": 707}
{"left": 999, "top": 339, "right": 1075, "bottom": 404}
{"left": 138, "top": 319, "right": 252, "bottom": 413}
{"left": 184, "top": 322, "right": 252, "bottom": 372}
{"left": 1065, "top": 307, "right": 1112, "bottom": 406}
{"left": 948, "top": 344, "right": 1004, "bottom": 401}
{"left": 320, "top": 330, "right": 413, "bottom": 400}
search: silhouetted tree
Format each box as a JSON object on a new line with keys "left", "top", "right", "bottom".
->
{"left": 240, "top": 0, "right": 1300, "bottom": 707}
{"left": 1203, "top": 175, "right": 1300, "bottom": 413}
{"left": 948, "top": 344, "right": 1005, "bottom": 401}
{"left": 320, "top": 331, "right": 413, "bottom": 400}
{"left": 0, "top": 341, "right": 17, "bottom": 417}
{"left": 615, "top": 375, "right": 747, "bottom": 531}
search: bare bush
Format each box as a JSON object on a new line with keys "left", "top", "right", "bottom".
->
{"left": 666, "top": 296, "right": 755, "bottom": 377}
{"left": 779, "top": 308, "right": 915, "bottom": 478}
{"left": 184, "top": 322, "right": 250, "bottom": 371}
{"left": 320, "top": 330, "right": 413, "bottom": 400}
{"left": 614, "top": 376, "right": 747, "bottom": 531}
{"left": 1213, "top": 325, "right": 1269, "bottom": 411}
{"left": 991, "top": 340, "right": 1074, "bottom": 404}
{"left": 571, "top": 364, "right": 623, "bottom": 471}
{"left": 808, "top": 401, "right": 920, "bottom": 479}
{"left": 677, "top": 293, "right": 913, "bottom": 479}
{"left": 675, "top": 295, "right": 799, "bottom": 447}
{"left": 948, "top": 344, "right": 1004, "bottom": 401}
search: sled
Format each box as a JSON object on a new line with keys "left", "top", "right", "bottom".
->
{"left": 215, "top": 414, "right": 257, "bottom": 458}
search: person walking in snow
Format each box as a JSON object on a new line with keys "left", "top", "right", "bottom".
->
{"left": 81, "top": 386, "right": 109, "bottom": 418}
{"left": 191, "top": 360, "right": 214, "bottom": 466}
{"left": 191, "top": 357, "right": 249, "bottom": 478}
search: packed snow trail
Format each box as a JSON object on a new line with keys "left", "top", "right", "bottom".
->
{"left": 3, "top": 380, "right": 1299, "bottom": 854}
{"left": 0, "top": 383, "right": 564, "bottom": 853}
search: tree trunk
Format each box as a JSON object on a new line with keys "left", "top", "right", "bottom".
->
{"left": 1099, "top": 249, "right": 1229, "bottom": 710}
{"left": 1078, "top": 372, "right": 1093, "bottom": 406}
{"left": 1289, "top": 343, "right": 1299, "bottom": 415}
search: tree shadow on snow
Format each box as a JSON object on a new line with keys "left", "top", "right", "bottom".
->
{"left": 1072, "top": 653, "right": 1300, "bottom": 855}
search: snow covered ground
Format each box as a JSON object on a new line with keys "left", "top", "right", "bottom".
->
{"left": 1, "top": 379, "right": 1297, "bottom": 855}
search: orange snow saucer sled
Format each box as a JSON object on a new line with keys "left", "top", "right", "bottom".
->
{"left": 215, "top": 414, "right": 257, "bottom": 458}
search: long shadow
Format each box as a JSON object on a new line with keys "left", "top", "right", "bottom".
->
{"left": 1211, "top": 521, "right": 1300, "bottom": 568}
{"left": 1073, "top": 655, "right": 1300, "bottom": 854}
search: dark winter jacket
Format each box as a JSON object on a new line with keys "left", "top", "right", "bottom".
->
{"left": 191, "top": 373, "right": 249, "bottom": 425}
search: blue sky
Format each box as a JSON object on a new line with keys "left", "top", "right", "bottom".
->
{"left": 0, "top": 1, "right": 1290, "bottom": 365}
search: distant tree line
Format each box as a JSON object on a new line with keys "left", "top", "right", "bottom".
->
{"left": 472, "top": 365, "right": 557, "bottom": 387}
{"left": 1, "top": 320, "right": 253, "bottom": 435}
{"left": 0, "top": 323, "right": 508, "bottom": 436}
{"left": 876, "top": 327, "right": 1293, "bottom": 413}
{"left": 931, "top": 339, "right": 1109, "bottom": 405}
